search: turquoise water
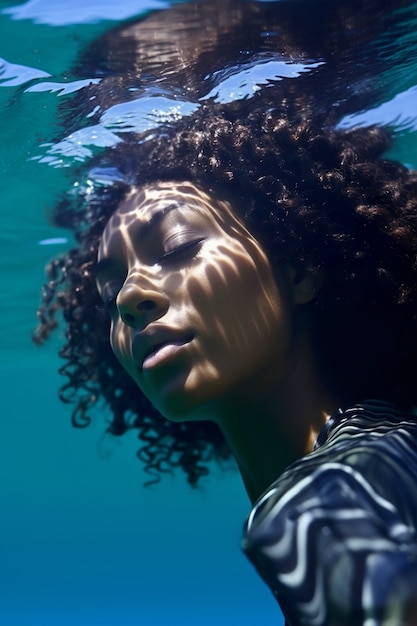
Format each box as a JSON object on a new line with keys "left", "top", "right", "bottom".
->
{"left": 1, "top": 1, "right": 417, "bottom": 624}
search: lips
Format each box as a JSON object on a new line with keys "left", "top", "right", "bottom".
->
{"left": 132, "top": 326, "right": 194, "bottom": 370}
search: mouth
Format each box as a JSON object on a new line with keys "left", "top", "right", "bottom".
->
{"left": 142, "top": 339, "right": 192, "bottom": 370}
{"left": 132, "top": 328, "right": 194, "bottom": 371}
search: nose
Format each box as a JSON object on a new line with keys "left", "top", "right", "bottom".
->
{"left": 116, "top": 281, "right": 169, "bottom": 329}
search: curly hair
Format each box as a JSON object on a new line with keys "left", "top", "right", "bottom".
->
{"left": 34, "top": 99, "right": 417, "bottom": 485}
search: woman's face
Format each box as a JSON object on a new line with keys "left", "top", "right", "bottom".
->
{"left": 96, "top": 181, "right": 296, "bottom": 421}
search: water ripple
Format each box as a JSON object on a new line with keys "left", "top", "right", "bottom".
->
{"left": 0, "top": 56, "right": 51, "bottom": 87}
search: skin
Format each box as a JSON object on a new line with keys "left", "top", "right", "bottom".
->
{"left": 96, "top": 181, "right": 339, "bottom": 503}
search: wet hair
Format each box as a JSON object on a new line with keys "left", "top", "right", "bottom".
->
{"left": 34, "top": 100, "right": 417, "bottom": 486}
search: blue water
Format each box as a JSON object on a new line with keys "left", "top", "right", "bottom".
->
{"left": 1, "top": 0, "right": 417, "bottom": 624}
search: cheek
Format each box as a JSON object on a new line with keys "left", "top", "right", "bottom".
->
{"left": 187, "top": 245, "right": 284, "bottom": 348}
{"left": 110, "top": 321, "right": 133, "bottom": 372}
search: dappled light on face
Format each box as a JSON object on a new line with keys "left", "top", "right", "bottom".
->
{"left": 96, "top": 181, "right": 293, "bottom": 423}
{"left": 186, "top": 238, "right": 286, "bottom": 360}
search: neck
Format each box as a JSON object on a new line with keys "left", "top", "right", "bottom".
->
{"left": 215, "top": 324, "right": 339, "bottom": 504}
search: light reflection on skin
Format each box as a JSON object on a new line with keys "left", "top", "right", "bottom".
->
{"left": 96, "top": 181, "right": 337, "bottom": 502}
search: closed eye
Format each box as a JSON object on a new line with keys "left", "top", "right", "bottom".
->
{"left": 159, "top": 238, "right": 204, "bottom": 263}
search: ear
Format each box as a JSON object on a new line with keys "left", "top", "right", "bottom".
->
{"left": 287, "top": 265, "right": 321, "bottom": 305}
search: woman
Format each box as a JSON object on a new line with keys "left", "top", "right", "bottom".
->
{"left": 34, "top": 2, "right": 417, "bottom": 624}
{"left": 35, "top": 101, "right": 417, "bottom": 624}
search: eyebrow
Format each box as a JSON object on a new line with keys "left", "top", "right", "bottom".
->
{"left": 135, "top": 202, "right": 179, "bottom": 242}
{"left": 95, "top": 202, "right": 187, "bottom": 278}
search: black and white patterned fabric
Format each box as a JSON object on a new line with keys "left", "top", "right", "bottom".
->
{"left": 242, "top": 400, "right": 417, "bottom": 625}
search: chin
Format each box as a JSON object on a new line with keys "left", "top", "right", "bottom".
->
{"left": 155, "top": 392, "right": 216, "bottom": 423}
{"left": 152, "top": 382, "right": 223, "bottom": 423}
{"left": 137, "top": 364, "right": 228, "bottom": 423}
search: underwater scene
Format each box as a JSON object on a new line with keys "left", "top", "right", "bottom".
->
{"left": 1, "top": 0, "right": 417, "bottom": 624}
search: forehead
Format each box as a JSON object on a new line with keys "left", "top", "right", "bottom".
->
{"left": 115, "top": 182, "right": 218, "bottom": 223}
{"left": 100, "top": 181, "right": 248, "bottom": 246}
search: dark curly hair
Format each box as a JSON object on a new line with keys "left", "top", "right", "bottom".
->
{"left": 33, "top": 97, "right": 417, "bottom": 486}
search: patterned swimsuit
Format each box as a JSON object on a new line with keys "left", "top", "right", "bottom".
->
{"left": 242, "top": 400, "right": 417, "bottom": 625}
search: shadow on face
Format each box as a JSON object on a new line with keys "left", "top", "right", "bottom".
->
{"left": 96, "top": 181, "right": 297, "bottom": 422}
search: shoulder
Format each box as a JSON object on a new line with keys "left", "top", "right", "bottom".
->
{"left": 317, "top": 399, "right": 417, "bottom": 453}
{"left": 242, "top": 401, "right": 417, "bottom": 624}
{"left": 245, "top": 401, "right": 417, "bottom": 541}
